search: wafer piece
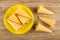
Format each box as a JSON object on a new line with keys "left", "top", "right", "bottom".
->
{"left": 7, "top": 20, "right": 22, "bottom": 31}
{"left": 16, "top": 8, "right": 31, "bottom": 18}
{"left": 39, "top": 16, "right": 55, "bottom": 27}
{"left": 17, "top": 15, "right": 29, "bottom": 24}
{"left": 37, "top": 5, "right": 54, "bottom": 15}
{"left": 7, "top": 14, "right": 21, "bottom": 24}
{"left": 35, "top": 22, "right": 52, "bottom": 33}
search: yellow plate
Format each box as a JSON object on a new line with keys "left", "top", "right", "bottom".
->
{"left": 4, "top": 4, "right": 34, "bottom": 34}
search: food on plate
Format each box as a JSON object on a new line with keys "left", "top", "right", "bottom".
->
{"left": 4, "top": 4, "right": 34, "bottom": 34}
{"left": 7, "top": 8, "right": 31, "bottom": 31}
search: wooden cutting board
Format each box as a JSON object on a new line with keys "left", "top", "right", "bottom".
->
{"left": 0, "top": 0, "right": 60, "bottom": 40}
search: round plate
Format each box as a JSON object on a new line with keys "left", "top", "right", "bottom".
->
{"left": 4, "top": 4, "right": 34, "bottom": 34}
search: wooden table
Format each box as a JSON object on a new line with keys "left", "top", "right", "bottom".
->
{"left": 0, "top": 0, "right": 60, "bottom": 40}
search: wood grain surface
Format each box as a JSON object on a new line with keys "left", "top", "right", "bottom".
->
{"left": 0, "top": 0, "right": 60, "bottom": 40}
